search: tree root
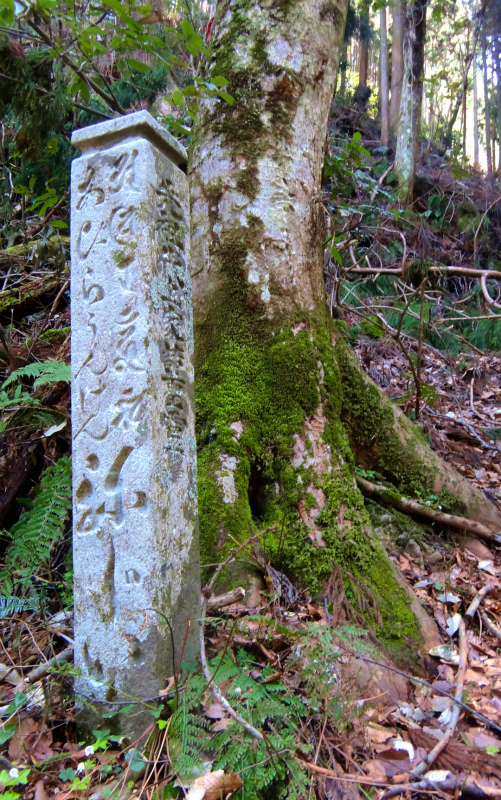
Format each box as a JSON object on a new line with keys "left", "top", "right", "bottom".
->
{"left": 356, "top": 475, "right": 501, "bottom": 545}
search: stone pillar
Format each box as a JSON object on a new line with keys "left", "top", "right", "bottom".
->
{"left": 71, "top": 111, "right": 200, "bottom": 737}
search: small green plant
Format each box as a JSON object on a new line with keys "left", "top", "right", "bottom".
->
{"left": 324, "top": 131, "right": 371, "bottom": 202}
{"left": 167, "top": 651, "right": 310, "bottom": 799}
{"left": 0, "top": 359, "right": 70, "bottom": 432}
{"left": 2, "top": 360, "right": 71, "bottom": 391}
{"left": 0, "top": 456, "right": 72, "bottom": 599}
{"left": 0, "top": 767, "right": 31, "bottom": 800}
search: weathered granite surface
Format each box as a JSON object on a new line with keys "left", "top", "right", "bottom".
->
{"left": 71, "top": 111, "right": 200, "bottom": 737}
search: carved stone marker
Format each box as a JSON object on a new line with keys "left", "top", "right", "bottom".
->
{"left": 71, "top": 111, "right": 200, "bottom": 736}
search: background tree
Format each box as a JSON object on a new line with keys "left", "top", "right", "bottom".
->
{"left": 379, "top": 2, "right": 390, "bottom": 146}
{"left": 394, "top": 0, "right": 427, "bottom": 205}
{"left": 389, "top": 0, "right": 405, "bottom": 132}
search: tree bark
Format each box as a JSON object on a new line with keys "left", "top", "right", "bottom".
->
{"left": 339, "top": 40, "right": 348, "bottom": 95}
{"left": 379, "top": 6, "right": 390, "bottom": 147}
{"left": 482, "top": 21, "right": 492, "bottom": 174}
{"left": 389, "top": 0, "right": 405, "bottom": 133}
{"left": 473, "top": 53, "right": 479, "bottom": 168}
{"left": 394, "top": 0, "right": 427, "bottom": 205}
{"left": 189, "top": 0, "right": 501, "bottom": 652}
{"left": 359, "top": 40, "right": 369, "bottom": 88}
{"left": 496, "top": 27, "right": 501, "bottom": 174}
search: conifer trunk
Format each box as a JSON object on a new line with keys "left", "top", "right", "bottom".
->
{"left": 482, "top": 22, "right": 492, "bottom": 175}
{"left": 394, "top": 0, "right": 427, "bottom": 205}
{"left": 389, "top": 0, "right": 405, "bottom": 133}
{"left": 379, "top": 5, "right": 389, "bottom": 147}
{"left": 189, "top": 0, "right": 501, "bottom": 653}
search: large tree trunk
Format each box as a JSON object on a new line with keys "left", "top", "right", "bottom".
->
{"left": 189, "top": 0, "right": 501, "bottom": 654}
{"left": 379, "top": 5, "right": 389, "bottom": 147}
{"left": 389, "top": 0, "right": 405, "bottom": 133}
{"left": 394, "top": 0, "right": 427, "bottom": 205}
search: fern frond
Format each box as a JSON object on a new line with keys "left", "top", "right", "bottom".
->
{"left": 1, "top": 457, "right": 72, "bottom": 594}
{"left": 0, "top": 595, "right": 38, "bottom": 618}
{"left": 2, "top": 359, "right": 71, "bottom": 390}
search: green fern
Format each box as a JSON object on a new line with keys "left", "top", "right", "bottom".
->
{"left": 2, "top": 359, "right": 71, "bottom": 390}
{"left": 0, "top": 457, "right": 72, "bottom": 596}
{"left": 168, "top": 652, "right": 310, "bottom": 799}
{"left": 0, "top": 595, "right": 38, "bottom": 618}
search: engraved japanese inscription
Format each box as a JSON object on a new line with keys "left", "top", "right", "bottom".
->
{"left": 71, "top": 111, "right": 200, "bottom": 737}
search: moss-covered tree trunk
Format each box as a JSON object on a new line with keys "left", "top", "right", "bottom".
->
{"left": 189, "top": 0, "right": 501, "bottom": 652}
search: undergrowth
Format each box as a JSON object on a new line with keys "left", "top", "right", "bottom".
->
{"left": 0, "top": 456, "right": 72, "bottom": 603}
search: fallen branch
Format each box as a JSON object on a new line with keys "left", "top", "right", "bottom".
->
{"left": 25, "top": 645, "right": 73, "bottom": 684}
{"left": 465, "top": 584, "right": 494, "bottom": 625}
{"left": 356, "top": 475, "right": 501, "bottom": 545}
{"left": 345, "top": 265, "right": 501, "bottom": 280}
{"left": 411, "top": 618, "right": 467, "bottom": 777}
{"left": 352, "top": 652, "right": 501, "bottom": 736}
{"left": 481, "top": 272, "right": 501, "bottom": 311}
{"left": 480, "top": 612, "right": 501, "bottom": 644}
{"left": 370, "top": 163, "right": 393, "bottom": 202}
{"left": 426, "top": 408, "right": 501, "bottom": 452}
{"left": 207, "top": 587, "right": 245, "bottom": 611}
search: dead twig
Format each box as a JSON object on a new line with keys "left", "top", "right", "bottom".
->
{"left": 24, "top": 191, "right": 69, "bottom": 240}
{"left": 479, "top": 612, "right": 501, "bottom": 643}
{"left": 207, "top": 587, "right": 245, "bottom": 611}
{"left": 464, "top": 584, "right": 494, "bottom": 625}
{"left": 199, "top": 524, "right": 279, "bottom": 742}
{"left": 411, "top": 618, "right": 467, "bottom": 777}
{"left": 25, "top": 645, "right": 73, "bottom": 684}
{"left": 351, "top": 653, "right": 501, "bottom": 735}
{"left": 426, "top": 408, "right": 501, "bottom": 452}
{"left": 370, "top": 163, "right": 393, "bottom": 202}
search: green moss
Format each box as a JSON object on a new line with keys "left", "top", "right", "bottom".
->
{"left": 38, "top": 326, "right": 70, "bottom": 343}
{"left": 335, "top": 343, "right": 434, "bottom": 496}
{"left": 196, "top": 296, "right": 420, "bottom": 650}
{"left": 235, "top": 165, "right": 259, "bottom": 199}
{"left": 206, "top": 0, "right": 302, "bottom": 166}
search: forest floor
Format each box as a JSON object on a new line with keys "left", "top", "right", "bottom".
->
{"left": 1, "top": 107, "right": 501, "bottom": 799}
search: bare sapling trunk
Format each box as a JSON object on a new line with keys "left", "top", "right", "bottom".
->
{"left": 189, "top": 0, "right": 501, "bottom": 656}
{"left": 482, "top": 21, "right": 492, "bottom": 174}
{"left": 473, "top": 53, "right": 479, "bottom": 168}
{"left": 394, "top": 0, "right": 427, "bottom": 205}
{"left": 380, "top": 5, "right": 390, "bottom": 147}
{"left": 496, "top": 23, "right": 501, "bottom": 173}
{"left": 390, "top": 0, "right": 405, "bottom": 133}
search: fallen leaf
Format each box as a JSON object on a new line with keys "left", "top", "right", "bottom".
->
{"left": 438, "top": 592, "right": 461, "bottom": 604}
{"left": 445, "top": 613, "right": 462, "bottom": 636}
{"left": 186, "top": 770, "right": 243, "bottom": 800}
{"left": 34, "top": 780, "right": 49, "bottom": 800}
{"left": 429, "top": 644, "right": 460, "bottom": 665}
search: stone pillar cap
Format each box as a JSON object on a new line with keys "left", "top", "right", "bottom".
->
{"left": 71, "top": 110, "right": 187, "bottom": 168}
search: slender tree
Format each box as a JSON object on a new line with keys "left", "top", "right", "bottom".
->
{"left": 380, "top": 4, "right": 390, "bottom": 146}
{"left": 496, "top": 19, "right": 501, "bottom": 174}
{"left": 482, "top": 17, "right": 492, "bottom": 174}
{"left": 473, "top": 52, "right": 480, "bottom": 168}
{"left": 394, "top": 0, "right": 427, "bottom": 205}
{"left": 390, "top": 0, "right": 405, "bottom": 132}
